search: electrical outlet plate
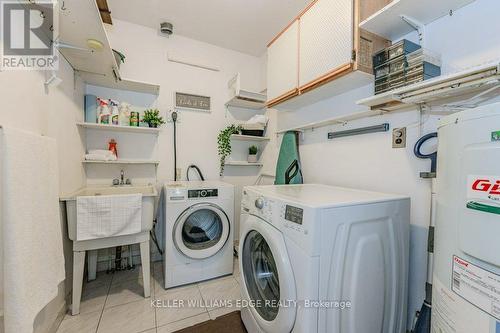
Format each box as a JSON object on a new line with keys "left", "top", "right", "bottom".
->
{"left": 176, "top": 168, "right": 182, "bottom": 180}
{"left": 393, "top": 127, "right": 407, "bottom": 148}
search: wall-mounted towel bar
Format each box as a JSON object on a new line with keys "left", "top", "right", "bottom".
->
{"left": 327, "top": 123, "right": 390, "bottom": 140}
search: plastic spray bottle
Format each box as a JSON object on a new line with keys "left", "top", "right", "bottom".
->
{"left": 109, "top": 99, "right": 119, "bottom": 125}
{"left": 97, "top": 98, "right": 110, "bottom": 125}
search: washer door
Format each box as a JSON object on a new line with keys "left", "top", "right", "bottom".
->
{"left": 173, "top": 203, "right": 230, "bottom": 259}
{"left": 239, "top": 215, "right": 296, "bottom": 332}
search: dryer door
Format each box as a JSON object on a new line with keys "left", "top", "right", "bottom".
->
{"left": 173, "top": 203, "right": 230, "bottom": 259}
{"left": 239, "top": 215, "right": 296, "bottom": 333}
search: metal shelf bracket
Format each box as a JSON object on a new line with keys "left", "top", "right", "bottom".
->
{"left": 400, "top": 15, "right": 426, "bottom": 46}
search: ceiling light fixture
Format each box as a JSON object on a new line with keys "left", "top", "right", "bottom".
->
{"left": 86, "top": 39, "right": 104, "bottom": 51}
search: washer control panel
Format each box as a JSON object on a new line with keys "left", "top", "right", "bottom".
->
{"left": 188, "top": 188, "right": 218, "bottom": 198}
{"left": 284, "top": 205, "right": 303, "bottom": 225}
{"left": 280, "top": 204, "right": 307, "bottom": 234}
{"left": 242, "top": 188, "right": 310, "bottom": 240}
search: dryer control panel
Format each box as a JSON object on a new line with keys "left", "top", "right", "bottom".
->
{"left": 188, "top": 189, "right": 218, "bottom": 198}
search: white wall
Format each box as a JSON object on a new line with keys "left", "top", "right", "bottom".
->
{"left": 274, "top": 0, "right": 500, "bottom": 328}
{"left": 102, "top": 19, "right": 265, "bottom": 182}
{"left": 0, "top": 54, "right": 85, "bottom": 332}
{"left": 85, "top": 19, "right": 268, "bottom": 266}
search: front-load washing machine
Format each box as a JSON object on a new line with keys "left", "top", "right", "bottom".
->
{"left": 164, "top": 181, "right": 234, "bottom": 289}
{"left": 239, "top": 184, "right": 410, "bottom": 333}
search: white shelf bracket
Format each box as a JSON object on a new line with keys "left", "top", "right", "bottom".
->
{"left": 400, "top": 15, "right": 426, "bottom": 46}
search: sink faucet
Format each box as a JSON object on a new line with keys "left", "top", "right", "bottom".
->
{"left": 112, "top": 169, "right": 131, "bottom": 186}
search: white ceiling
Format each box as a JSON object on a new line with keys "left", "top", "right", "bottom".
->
{"left": 107, "top": 0, "right": 312, "bottom": 56}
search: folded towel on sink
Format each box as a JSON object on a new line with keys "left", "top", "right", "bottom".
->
{"left": 76, "top": 194, "right": 142, "bottom": 241}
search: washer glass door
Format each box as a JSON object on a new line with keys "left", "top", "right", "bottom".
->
{"left": 174, "top": 203, "right": 230, "bottom": 259}
{"left": 242, "top": 230, "right": 280, "bottom": 321}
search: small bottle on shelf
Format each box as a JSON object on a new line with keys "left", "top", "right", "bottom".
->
{"left": 108, "top": 139, "right": 118, "bottom": 158}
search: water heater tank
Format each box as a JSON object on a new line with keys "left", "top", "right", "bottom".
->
{"left": 432, "top": 102, "right": 500, "bottom": 333}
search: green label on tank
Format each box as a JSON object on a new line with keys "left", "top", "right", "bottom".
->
{"left": 491, "top": 130, "right": 500, "bottom": 141}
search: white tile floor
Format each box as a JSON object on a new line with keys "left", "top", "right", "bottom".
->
{"left": 56, "top": 257, "right": 242, "bottom": 333}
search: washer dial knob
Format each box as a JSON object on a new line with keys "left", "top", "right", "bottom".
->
{"left": 255, "top": 198, "right": 265, "bottom": 209}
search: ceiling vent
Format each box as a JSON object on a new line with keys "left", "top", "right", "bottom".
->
{"left": 160, "top": 22, "right": 173, "bottom": 36}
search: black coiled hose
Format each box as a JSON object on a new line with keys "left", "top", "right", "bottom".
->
{"left": 186, "top": 165, "right": 205, "bottom": 181}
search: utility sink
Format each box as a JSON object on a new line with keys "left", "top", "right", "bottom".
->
{"left": 61, "top": 185, "right": 158, "bottom": 241}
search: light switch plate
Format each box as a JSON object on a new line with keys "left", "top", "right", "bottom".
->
{"left": 393, "top": 127, "right": 406, "bottom": 148}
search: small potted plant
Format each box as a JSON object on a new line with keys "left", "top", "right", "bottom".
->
{"left": 248, "top": 145, "right": 258, "bottom": 163}
{"left": 142, "top": 109, "right": 166, "bottom": 128}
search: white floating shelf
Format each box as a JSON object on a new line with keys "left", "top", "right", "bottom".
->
{"left": 226, "top": 73, "right": 267, "bottom": 109}
{"left": 231, "top": 134, "right": 270, "bottom": 142}
{"left": 357, "top": 61, "right": 500, "bottom": 111}
{"left": 360, "top": 0, "right": 476, "bottom": 41}
{"left": 225, "top": 161, "right": 263, "bottom": 167}
{"left": 83, "top": 159, "right": 160, "bottom": 165}
{"left": 276, "top": 110, "right": 380, "bottom": 134}
{"left": 77, "top": 122, "right": 161, "bottom": 134}
{"left": 80, "top": 74, "right": 161, "bottom": 95}
{"left": 225, "top": 96, "right": 266, "bottom": 110}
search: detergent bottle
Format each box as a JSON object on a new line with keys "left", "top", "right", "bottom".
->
{"left": 109, "top": 99, "right": 120, "bottom": 125}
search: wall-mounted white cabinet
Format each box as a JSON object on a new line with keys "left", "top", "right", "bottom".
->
{"left": 299, "top": 0, "right": 353, "bottom": 88}
{"left": 267, "top": 20, "right": 300, "bottom": 104}
{"left": 59, "top": 0, "right": 159, "bottom": 94}
{"left": 266, "top": 0, "right": 389, "bottom": 109}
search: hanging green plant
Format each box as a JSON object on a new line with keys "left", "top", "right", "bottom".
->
{"left": 217, "top": 124, "right": 242, "bottom": 175}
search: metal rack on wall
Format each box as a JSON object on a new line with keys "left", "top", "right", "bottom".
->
{"left": 276, "top": 62, "right": 500, "bottom": 136}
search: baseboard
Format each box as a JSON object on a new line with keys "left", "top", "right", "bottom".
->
{"left": 47, "top": 302, "right": 67, "bottom": 333}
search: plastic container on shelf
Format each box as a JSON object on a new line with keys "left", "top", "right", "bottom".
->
{"left": 407, "top": 48, "right": 442, "bottom": 67}
{"left": 84, "top": 95, "right": 98, "bottom": 123}
{"left": 118, "top": 102, "right": 131, "bottom": 126}
{"left": 130, "top": 111, "right": 140, "bottom": 127}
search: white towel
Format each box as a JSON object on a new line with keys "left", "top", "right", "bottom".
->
{"left": 1, "top": 127, "right": 65, "bottom": 333}
{"left": 84, "top": 153, "right": 117, "bottom": 161}
{"left": 88, "top": 149, "right": 113, "bottom": 156}
{"left": 76, "top": 194, "right": 142, "bottom": 241}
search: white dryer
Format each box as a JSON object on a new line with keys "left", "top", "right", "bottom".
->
{"left": 164, "top": 181, "right": 234, "bottom": 289}
{"left": 239, "top": 184, "right": 410, "bottom": 333}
